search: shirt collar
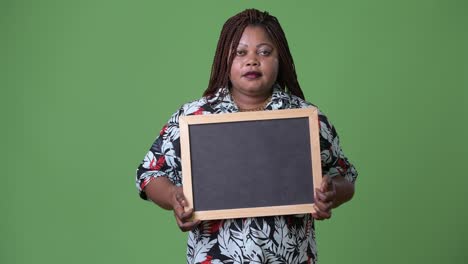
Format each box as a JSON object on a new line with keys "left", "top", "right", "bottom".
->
{"left": 209, "top": 84, "right": 290, "bottom": 111}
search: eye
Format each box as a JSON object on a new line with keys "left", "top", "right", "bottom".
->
{"left": 236, "top": 50, "right": 246, "bottom": 56}
{"left": 258, "top": 49, "right": 272, "bottom": 56}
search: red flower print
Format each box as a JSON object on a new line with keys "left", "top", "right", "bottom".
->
{"left": 155, "top": 156, "right": 165, "bottom": 170}
{"left": 201, "top": 255, "right": 212, "bottom": 264}
{"left": 140, "top": 177, "right": 151, "bottom": 191}
{"left": 149, "top": 156, "right": 165, "bottom": 170}
{"left": 193, "top": 107, "right": 204, "bottom": 115}
{"left": 209, "top": 220, "right": 222, "bottom": 233}
{"left": 159, "top": 124, "right": 168, "bottom": 136}
{"left": 149, "top": 157, "right": 157, "bottom": 170}
{"left": 337, "top": 158, "right": 349, "bottom": 174}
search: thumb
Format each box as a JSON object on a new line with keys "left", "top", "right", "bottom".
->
{"left": 175, "top": 188, "right": 188, "bottom": 207}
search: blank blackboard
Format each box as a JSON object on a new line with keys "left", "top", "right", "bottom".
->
{"left": 179, "top": 108, "right": 322, "bottom": 220}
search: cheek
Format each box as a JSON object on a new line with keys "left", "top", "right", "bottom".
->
{"left": 269, "top": 58, "right": 279, "bottom": 79}
{"left": 229, "top": 60, "right": 241, "bottom": 77}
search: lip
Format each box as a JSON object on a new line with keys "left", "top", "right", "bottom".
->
{"left": 242, "top": 71, "right": 262, "bottom": 79}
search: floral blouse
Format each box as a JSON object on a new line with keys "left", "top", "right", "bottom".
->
{"left": 136, "top": 85, "right": 358, "bottom": 264}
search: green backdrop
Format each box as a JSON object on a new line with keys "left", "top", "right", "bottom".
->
{"left": 2, "top": 0, "right": 467, "bottom": 263}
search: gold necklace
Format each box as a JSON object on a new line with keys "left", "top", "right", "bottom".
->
{"left": 232, "top": 94, "right": 272, "bottom": 112}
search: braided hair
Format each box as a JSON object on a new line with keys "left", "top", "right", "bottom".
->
{"left": 203, "top": 9, "right": 305, "bottom": 100}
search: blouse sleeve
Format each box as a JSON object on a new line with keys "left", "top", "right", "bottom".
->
{"left": 135, "top": 107, "right": 184, "bottom": 200}
{"left": 318, "top": 112, "right": 358, "bottom": 183}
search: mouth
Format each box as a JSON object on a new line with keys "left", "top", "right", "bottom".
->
{"left": 243, "top": 71, "right": 262, "bottom": 79}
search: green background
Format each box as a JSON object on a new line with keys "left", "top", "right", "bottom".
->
{"left": 2, "top": 0, "right": 467, "bottom": 263}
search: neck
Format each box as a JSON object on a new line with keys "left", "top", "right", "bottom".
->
{"left": 231, "top": 89, "right": 272, "bottom": 111}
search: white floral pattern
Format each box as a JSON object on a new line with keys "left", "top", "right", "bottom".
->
{"left": 136, "top": 85, "right": 358, "bottom": 263}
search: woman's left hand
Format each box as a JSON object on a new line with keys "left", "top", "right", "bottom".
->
{"left": 312, "top": 175, "right": 336, "bottom": 220}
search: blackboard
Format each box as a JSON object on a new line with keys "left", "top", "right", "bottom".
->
{"left": 179, "top": 108, "right": 322, "bottom": 220}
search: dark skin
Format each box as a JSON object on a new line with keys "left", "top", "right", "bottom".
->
{"left": 145, "top": 173, "right": 354, "bottom": 231}
{"left": 145, "top": 25, "right": 356, "bottom": 230}
{"left": 144, "top": 176, "right": 200, "bottom": 232}
{"left": 312, "top": 175, "right": 355, "bottom": 220}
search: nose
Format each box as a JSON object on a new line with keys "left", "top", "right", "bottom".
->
{"left": 245, "top": 54, "right": 260, "bottom": 67}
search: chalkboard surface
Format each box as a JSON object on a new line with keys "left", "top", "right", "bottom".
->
{"left": 180, "top": 108, "right": 322, "bottom": 220}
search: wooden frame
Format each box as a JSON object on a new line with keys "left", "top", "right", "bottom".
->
{"left": 180, "top": 108, "right": 322, "bottom": 220}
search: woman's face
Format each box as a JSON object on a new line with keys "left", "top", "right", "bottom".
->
{"left": 229, "top": 25, "right": 279, "bottom": 97}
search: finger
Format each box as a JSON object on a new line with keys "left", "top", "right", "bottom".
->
{"left": 311, "top": 205, "right": 322, "bottom": 220}
{"left": 315, "top": 198, "right": 333, "bottom": 212}
{"left": 324, "top": 189, "right": 337, "bottom": 201}
{"left": 320, "top": 176, "right": 328, "bottom": 191}
{"left": 179, "top": 220, "right": 201, "bottom": 232}
{"left": 175, "top": 192, "right": 182, "bottom": 202}
{"left": 314, "top": 188, "right": 322, "bottom": 201}
{"left": 318, "top": 210, "right": 332, "bottom": 219}
{"left": 174, "top": 214, "right": 189, "bottom": 232}
{"left": 317, "top": 190, "right": 336, "bottom": 203}
{"left": 312, "top": 204, "right": 331, "bottom": 220}
{"left": 315, "top": 188, "right": 333, "bottom": 205}
{"left": 321, "top": 175, "right": 332, "bottom": 192}
{"left": 173, "top": 202, "right": 196, "bottom": 223}
{"left": 313, "top": 204, "right": 332, "bottom": 219}
{"left": 315, "top": 189, "right": 326, "bottom": 201}
{"left": 314, "top": 201, "right": 333, "bottom": 214}
{"left": 175, "top": 190, "right": 189, "bottom": 207}
{"left": 175, "top": 214, "right": 201, "bottom": 232}
{"left": 311, "top": 211, "right": 322, "bottom": 220}
{"left": 180, "top": 208, "right": 194, "bottom": 221}
{"left": 173, "top": 201, "right": 186, "bottom": 220}
{"left": 175, "top": 191, "right": 184, "bottom": 203}
{"left": 173, "top": 190, "right": 190, "bottom": 219}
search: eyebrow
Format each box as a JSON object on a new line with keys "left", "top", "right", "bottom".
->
{"left": 238, "top": 42, "right": 273, "bottom": 48}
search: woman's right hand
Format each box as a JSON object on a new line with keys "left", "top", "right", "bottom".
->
{"left": 170, "top": 186, "right": 200, "bottom": 232}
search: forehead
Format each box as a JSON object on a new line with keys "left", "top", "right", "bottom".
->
{"left": 237, "top": 25, "right": 274, "bottom": 46}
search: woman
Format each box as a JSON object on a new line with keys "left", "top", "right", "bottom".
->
{"left": 136, "top": 9, "right": 357, "bottom": 263}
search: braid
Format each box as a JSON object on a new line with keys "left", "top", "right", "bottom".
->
{"left": 203, "top": 9, "right": 305, "bottom": 100}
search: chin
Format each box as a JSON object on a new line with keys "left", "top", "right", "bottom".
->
{"left": 243, "top": 87, "right": 270, "bottom": 95}
{"left": 241, "top": 83, "right": 271, "bottom": 93}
